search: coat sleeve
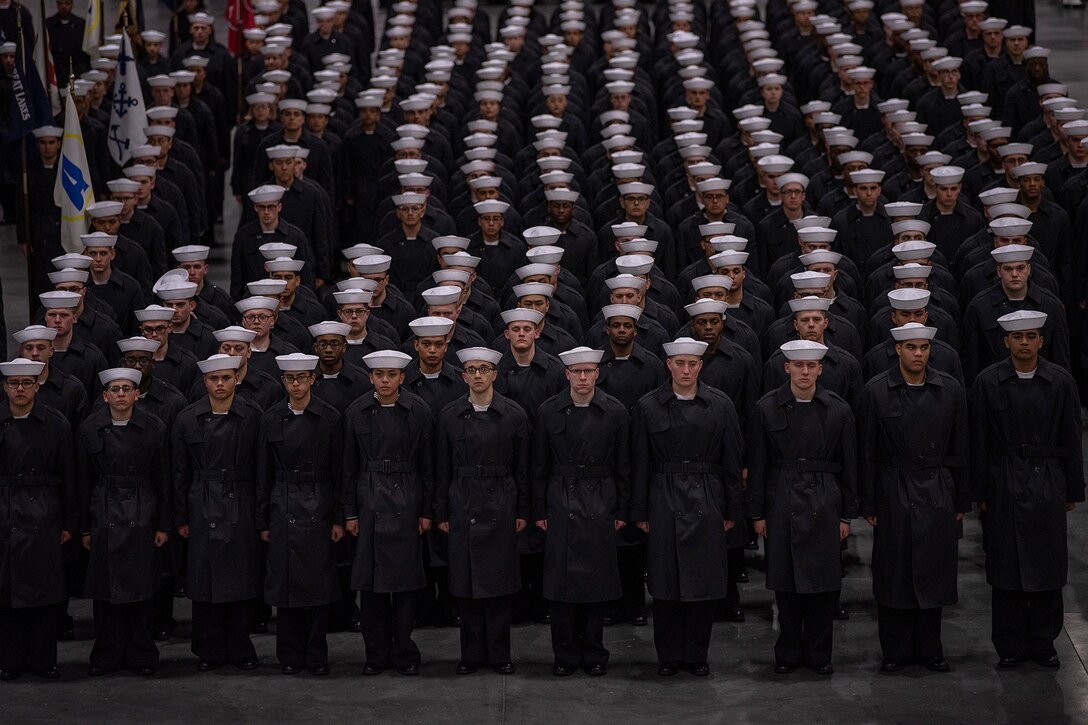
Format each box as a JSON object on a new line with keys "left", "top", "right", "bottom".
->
{"left": 254, "top": 414, "right": 273, "bottom": 532}
{"left": 613, "top": 407, "right": 633, "bottom": 522}
{"left": 417, "top": 406, "right": 436, "bottom": 520}
{"left": 835, "top": 403, "right": 859, "bottom": 520}
{"left": 75, "top": 424, "right": 95, "bottom": 536}
{"left": 327, "top": 411, "right": 345, "bottom": 526}
{"left": 629, "top": 400, "right": 651, "bottom": 523}
{"left": 512, "top": 409, "right": 532, "bottom": 520}
{"left": 1059, "top": 375, "right": 1086, "bottom": 503}
{"left": 950, "top": 382, "right": 973, "bottom": 514}
{"left": 340, "top": 408, "right": 360, "bottom": 521}
{"left": 967, "top": 379, "right": 990, "bottom": 504}
{"left": 171, "top": 415, "right": 193, "bottom": 529}
{"left": 56, "top": 420, "right": 79, "bottom": 536}
{"left": 744, "top": 402, "right": 769, "bottom": 520}
{"left": 528, "top": 406, "right": 552, "bottom": 521}
{"left": 153, "top": 423, "right": 173, "bottom": 532}
{"left": 856, "top": 386, "right": 879, "bottom": 518}
{"left": 716, "top": 397, "right": 744, "bottom": 524}
{"left": 433, "top": 413, "right": 452, "bottom": 523}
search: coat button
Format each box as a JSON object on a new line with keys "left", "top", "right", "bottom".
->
{"left": 569, "top": 513, "right": 575, "bottom": 520}
{"left": 590, "top": 513, "right": 597, "bottom": 520}
{"left": 130, "top": 522, "right": 136, "bottom": 528}
{"left": 108, "top": 523, "right": 115, "bottom": 529}
{"left": 1034, "top": 467, "right": 1041, "bottom": 473}
{"left": 470, "top": 518, "right": 476, "bottom": 525}
{"left": 210, "top": 522, "right": 216, "bottom": 528}
{"left": 288, "top": 517, "right": 295, "bottom": 523}
{"left": 311, "top": 516, "right": 317, "bottom": 523}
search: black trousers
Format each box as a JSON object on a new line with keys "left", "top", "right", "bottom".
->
{"left": 877, "top": 603, "right": 943, "bottom": 661}
{"left": 359, "top": 591, "right": 420, "bottom": 669}
{"left": 652, "top": 598, "right": 715, "bottom": 667}
{"left": 420, "top": 563, "right": 455, "bottom": 626}
{"left": 613, "top": 544, "right": 647, "bottom": 619}
{"left": 550, "top": 601, "right": 608, "bottom": 668}
{"left": 276, "top": 605, "right": 329, "bottom": 668}
{"left": 152, "top": 579, "right": 176, "bottom": 634}
{"left": 992, "top": 587, "right": 1063, "bottom": 660}
{"left": 457, "top": 595, "right": 512, "bottom": 666}
{"left": 0, "top": 603, "right": 59, "bottom": 672}
{"left": 90, "top": 599, "right": 159, "bottom": 670}
{"left": 191, "top": 600, "right": 257, "bottom": 666}
{"left": 330, "top": 567, "right": 359, "bottom": 630}
{"left": 515, "top": 552, "right": 547, "bottom": 622}
{"left": 775, "top": 591, "right": 837, "bottom": 668}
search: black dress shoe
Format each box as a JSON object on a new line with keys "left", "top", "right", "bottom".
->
{"left": 396, "top": 664, "right": 418, "bottom": 676}
{"left": 58, "top": 627, "right": 75, "bottom": 642}
{"left": 629, "top": 615, "right": 648, "bottom": 627}
{"left": 833, "top": 607, "right": 850, "bottom": 621}
{"left": 456, "top": 662, "right": 478, "bottom": 675}
{"left": 0, "top": 669, "right": 21, "bottom": 681}
{"left": 153, "top": 629, "right": 172, "bottom": 642}
{"left": 197, "top": 660, "right": 220, "bottom": 672}
{"left": 361, "top": 663, "right": 387, "bottom": 676}
{"left": 657, "top": 664, "right": 679, "bottom": 676}
{"left": 602, "top": 616, "right": 615, "bottom": 627}
{"left": 552, "top": 664, "right": 575, "bottom": 677}
{"left": 811, "top": 663, "right": 834, "bottom": 675}
{"left": 87, "top": 666, "right": 112, "bottom": 677}
{"left": 1036, "top": 654, "right": 1060, "bottom": 668}
{"left": 132, "top": 666, "right": 155, "bottom": 677}
{"left": 585, "top": 664, "right": 607, "bottom": 677}
{"left": 735, "top": 571, "right": 750, "bottom": 584}
{"left": 774, "top": 664, "right": 797, "bottom": 675}
{"left": 250, "top": 622, "right": 268, "bottom": 635}
{"left": 35, "top": 666, "right": 60, "bottom": 679}
{"left": 348, "top": 619, "right": 362, "bottom": 633}
{"left": 998, "top": 656, "right": 1024, "bottom": 669}
{"left": 237, "top": 659, "right": 259, "bottom": 671}
{"left": 924, "top": 657, "right": 951, "bottom": 672}
{"left": 688, "top": 664, "right": 710, "bottom": 677}
{"left": 537, "top": 614, "right": 551, "bottom": 625}
{"left": 310, "top": 664, "right": 330, "bottom": 676}
{"left": 492, "top": 662, "right": 515, "bottom": 675}
{"left": 880, "top": 660, "right": 905, "bottom": 673}
{"left": 724, "top": 607, "right": 745, "bottom": 623}
{"left": 281, "top": 665, "right": 304, "bottom": 675}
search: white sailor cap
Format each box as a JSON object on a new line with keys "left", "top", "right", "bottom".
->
{"left": 558, "top": 347, "right": 603, "bottom": 367}
{"left": 433, "top": 269, "right": 471, "bottom": 286}
{"left": 13, "top": 325, "right": 58, "bottom": 343}
{"left": 615, "top": 255, "right": 654, "bottom": 275}
{"left": 796, "top": 227, "right": 838, "bottom": 244}
{"left": 213, "top": 326, "right": 258, "bottom": 343}
{"left": 605, "top": 274, "right": 647, "bottom": 291}
{"left": 106, "top": 178, "right": 140, "bottom": 194}
{"left": 94, "top": 366, "right": 141, "bottom": 388}
{"left": 1012, "top": 162, "right": 1048, "bottom": 178}
{"left": 332, "top": 289, "right": 373, "bottom": 305}
{"left": 788, "top": 296, "right": 832, "bottom": 313}
{"left": 362, "top": 350, "right": 412, "bottom": 371}
{"left": 32, "top": 125, "right": 63, "bottom": 139}
{"left": 791, "top": 271, "right": 832, "bottom": 290}
{"left": 892, "top": 263, "right": 933, "bottom": 279}
{"left": 134, "top": 305, "right": 175, "bottom": 322}
{"left": 931, "top": 166, "right": 965, "bottom": 185}
{"left": 247, "top": 279, "right": 287, "bottom": 297}
{"left": 685, "top": 299, "right": 728, "bottom": 318}
{"left": 525, "top": 246, "right": 564, "bottom": 265}
{"left": 799, "top": 250, "right": 843, "bottom": 267}
{"left": 662, "top": 337, "right": 708, "bottom": 357}
{"left": 500, "top": 309, "right": 544, "bottom": 327}
{"left": 997, "top": 310, "right": 1047, "bottom": 332}
{"left": 248, "top": 184, "right": 286, "bottom": 203}
{"left": 619, "top": 239, "right": 658, "bottom": 255}
{"left": 991, "top": 244, "right": 1034, "bottom": 263}
{"left": 890, "top": 322, "right": 937, "bottom": 341}
{"left": 275, "top": 353, "right": 318, "bottom": 372}
{"left": 780, "top": 340, "right": 828, "bottom": 360}
{"left": 473, "top": 200, "right": 509, "bottom": 215}
{"left": 351, "top": 254, "right": 392, "bottom": 274}
{"left": 265, "top": 257, "right": 305, "bottom": 273}
{"left": 692, "top": 274, "right": 734, "bottom": 291}
{"left": 456, "top": 347, "right": 502, "bottom": 366}
{"left": 891, "top": 220, "right": 932, "bottom": 236}
{"left": 520, "top": 226, "right": 559, "bottom": 246}
{"left": 48, "top": 268, "right": 89, "bottom": 285}
{"left": 516, "top": 263, "right": 556, "bottom": 280}
{"left": 990, "top": 218, "right": 1033, "bottom": 237}
{"left": 308, "top": 321, "right": 351, "bottom": 338}
{"left": 406, "top": 317, "right": 452, "bottom": 339}
{"left": 512, "top": 282, "right": 554, "bottom": 299}
{"left": 0, "top": 355, "right": 47, "bottom": 381}
{"left": 197, "top": 354, "right": 242, "bottom": 374}
{"left": 117, "top": 337, "right": 161, "bottom": 354}
{"left": 86, "top": 201, "right": 123, "bottom": 218}
{"left": 709, "top": 235, "right": 748, "bottom": 252}
{"left": 173, "top": 245, "right": 210, "bottom": 262}
{"left": 52, "top": 253, "right": 92, "bottom": 270}
{"left": 979, "top": 187, "right": 1020, "bottom": 206}
{"left": 610, "top": 222, "right": 647, "bottom": 238}
{"left": 80, "top": 232, "right": 117, "bottom": 248}
{"left": 710, "top": 250, "right": 749, "bottom": 267}
{"left": 154, "top": 270, "right": 198, "bottom": 300}
{"left": 888, "top": 288, "right": 931, "bottom": 310}
{"left": 421, "top": 286, "right": 461, "bottom": 307}
{"left": 601, "top": 304, "right": 642, "bottom": 322}
{"left": 235, "top": 296, "right": 280, "bottom": 313}
{"left": 885, "top": 202, "right": 923, "bottom": 218}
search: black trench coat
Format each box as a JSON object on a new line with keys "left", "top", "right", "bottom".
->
{"left": 172, "top": 395, "right": 263, "bottom": 603}
{"left": 78, "top": 408, "right": 171, "bottom": 604}
{"left": 434, "top": 393, "right": 530, "bottom": 599}
{"left": 630, "top": 383, "right": 744, "bottom": 602}
{"left": 746, "top": 385, "right": 858, "bottom": 594}
{"left": 970, "top": 359, "right": 1085, "bottom": 592}
{"left": 255, "top": 397, "right": 343, "bottom": 608}
{"left": 0, "top": 404, "right": 77, "bottom": 609}
{"left": 858, "top": 367, "right": 970, "bottom": 609}
{"left": 342, "top": 391, "right": 434, "bottom": 594}
{"left": 531, "top": 389, "right": 631, "bottom": 603}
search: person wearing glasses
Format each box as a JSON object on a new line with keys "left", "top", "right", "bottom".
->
{"left": 237, "top": 296, "right": 300, "bottom": 380}
{"left": 0, "top": 358, "right": 77, "bottom": 682}
{"left": 135, "top": 304, "right": 202, "bottom": 395}
{"left": 307, "top": 320, "right": 373, "bottom": 413}
{"left": 77, "top": 368, "right": 172, "bottom": 677}
{"left": 332, "top": 288, "right": 396, "bottom": 367}
{"left": 532, "top": 347, "right": 631, "bottom": 677}
{"left": 435, "top": 347, "right": 530, "bottom": 675}
{"left": 630, "top": 337, "right": 744, "bottom": 678}
{"left": 343, "top": 350, "right": 434, "bottom": 676}
{"left": 172, "top": 354, "right": 264, "bottom": 672}
{"left": 230, "top": 184, "right": 311, "bottom": 300}
{"left": 255, "top": 354, "right": 344, "bottom": 676}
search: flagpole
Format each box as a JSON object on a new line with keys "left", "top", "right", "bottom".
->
{"left": 16, "top": 3, "right": 37, "bottom": 313}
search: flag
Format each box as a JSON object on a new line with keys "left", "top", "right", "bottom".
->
{"left": 40, "top": 5, "right": 62, "bottom": 116}
{"left": 54, "top": 90, "right": 96, "bottom": 254}
{"left": 82, "top": 0, "right": 102, "bottom": 58}
{"left": 107, "top": 30, "right": 147, "bottom": 166}
{"left": 225, "top": 0, "right": 253, "bottom": 56}
{"left": 7, "top": 35, "right": 53, "bottom": 140}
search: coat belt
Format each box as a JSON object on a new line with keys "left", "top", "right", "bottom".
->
{"left": 770, "top": 458, "right": 842, "bottom": 474}
{"left": 363, "top": 460, "right": 416, "bottom": 473}
{"left": 877, "top": 455, "right": 964, "bottom": 469}
{"left": 99, "top": 474, "right": 152, "bottom": 487}
{"left": 193, "top": 469, "right": 254, "bottom": 482}
{"left": 654, "top": 461, "right": 717, "bottom": 475}
{"left": 1001, "top": 445, "right": 1071, "bottom": 459}
{"left": 454, "top": 465, "right": 509, "bottom": 478}
{"left": 275, "top": 470, "right": 330, "bottom": 483}
{"left": 0, "top": 473, "right": 61, "bottom": 487}
{"left": 557, "top": 465, "right": 612, "bottom": 477}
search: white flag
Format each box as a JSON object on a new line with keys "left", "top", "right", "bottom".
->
{"left": 82, "top": 0, "right": 101, "bottom": 58}
{"left": 107, "top": 31, "right": 147, "bottom": 166}
{"left": 54, "top": 91, "right": 96, "bottom": 254}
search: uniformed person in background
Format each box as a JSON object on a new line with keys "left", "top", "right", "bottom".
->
{"left": 0, "top": 358, "right": 77, "bottom": 681}
{"left": 172, "top": 354, "right": 263, "bottom": 672}
{"left": 631, "top": 337, "right": 743, "bottom": 677}
{"left": 344, "top": 350, "right": 434, "bottom": 676}
{"left": 971, "top": 310, "right": 1084, "bottom": 669}
{"left": 78, "top": 369, "right": 171, "bottom": 677}
{"left": 747, "top": 340, "right": 857, "bottom": 676}
{"left": 532, "top": 347, "right": 631, "bottom": 677}
{"left": 858, "top": 323, "right": 970, "bottom": 673}
{"left": 435, "top": 347, "right": 530, "bottom": 675}
{"left": 256, "top": 353, "right": 343, "bottom": 676}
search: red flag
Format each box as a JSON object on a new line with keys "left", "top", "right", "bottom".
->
{"left": 225, "top": 0, "right": 253, "bottom": 55}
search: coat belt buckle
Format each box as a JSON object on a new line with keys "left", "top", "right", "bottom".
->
{"left": 680, "top": 460, "right": 691, "bottom": 474}
{"left": 796, "top": 458, "right": 807, "bottom": 472}
{"left": 382, "top": 459, "right": 392, "bottom": 474}
{"left": 475, "top": 464, "right": 484, "bottom": 476}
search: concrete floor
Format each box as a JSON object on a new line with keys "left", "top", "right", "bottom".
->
{"left": 4, "top": 0, "right": 1088, "bottom": 722}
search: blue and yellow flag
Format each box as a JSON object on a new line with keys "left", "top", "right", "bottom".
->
{"left": 53, "top": 91, "right": 96, "bottom": 254}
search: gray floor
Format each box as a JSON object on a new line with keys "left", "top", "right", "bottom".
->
{"left": 5, "top": 1, "right": 1088, "bottom": 722}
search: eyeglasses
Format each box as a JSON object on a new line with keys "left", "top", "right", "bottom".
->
{"left": 463, "top": 366, "right": 495, "bottom": 376}
{"left": 339, "top": 308, "right": 368, "bottom": 317}
{"left": 106, "top": 385, "right": 137, "bottom": 394}
{"left": 314, "top": 340, "right": 344, "bottom": 349}
{"left": 568, "top": 367, "right": 598, "bottom": 377}
{"left": 781, "top": 188, "right": 805, "bottom": 196}
{"left": 4, "top": 380, "right": 36, "bottom": 389}
{"left": 701, "top": 193, "right": 727, "bottom": 201}
{"left": 242, "top": 313, "right": 274, "bottom": 323}
{"left": 141, "top": 325, "right": 169, "bottom": 335}
{"left": 282, "top": 374, "right": 313, "bottom": 384}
